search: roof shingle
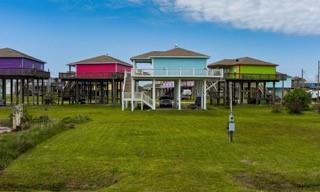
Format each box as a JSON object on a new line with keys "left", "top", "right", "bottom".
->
{"left": 208, "top": 57, "right": 278, "bottom": 68}
{"left": 69, "top": 55, "right": 132, "bottom": 66}
{"left": 0, "top": 48, "right": 45, "bottom": 63}
{"left": 131, "top": 47, "right": 209, "bottom": 61}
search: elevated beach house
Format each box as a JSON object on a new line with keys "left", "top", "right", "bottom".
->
{"left": 122, "top": 47, "right": 223, "bottom": 111}
{"left": 59, "top": 54, "right": 132, "bottom": 104}
{"left": 208, "top": 57, "right": 287, "bottom": 104}
{"left": 0, "top": 48, "right": 50, "bottom": 105}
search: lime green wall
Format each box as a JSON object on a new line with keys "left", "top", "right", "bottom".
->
{"left": 230, "top": 66, "right": 239, "bottom": 73}
{"left": 240, "top": 65, "right": 276, "bottom": 74}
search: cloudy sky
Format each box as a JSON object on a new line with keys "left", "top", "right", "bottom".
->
{"left": 0, "top": 0, "right": 319, "bottom": 80}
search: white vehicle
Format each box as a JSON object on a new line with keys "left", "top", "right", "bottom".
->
{"left": 307, "top": 90, "right": 319, "bottom": 100}
{"left": 182, "top": 89, "right": 192, "bottom": 99}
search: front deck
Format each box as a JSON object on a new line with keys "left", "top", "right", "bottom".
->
{"left": 0, "top": 68, "right": 50, "bottom": 79}
{"left": 59, "top": 71, "right": 124, "bottom": 80}
{"left": 131, "top": 68, "right": 224, "bottom": 80}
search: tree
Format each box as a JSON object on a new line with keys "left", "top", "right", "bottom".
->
{"left": 283, "top": 88, "right": 311, "bottom": 113}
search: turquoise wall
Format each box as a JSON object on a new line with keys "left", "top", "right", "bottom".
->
{"left": 153, "top": 58, "right": 207, "bottom": 69}
{"left": 266, "top": 77, "right": 292, "bottom": 88}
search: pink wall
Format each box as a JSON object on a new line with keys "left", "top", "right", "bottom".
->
{"left": 76, "top": 63, "right": 131, "bottom": 78}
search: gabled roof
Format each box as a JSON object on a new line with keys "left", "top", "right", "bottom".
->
{"left": 208, "top": 57, "right": 278, "bottom": 68}
{"left": 0, "top": 48, "right": 45, "bottom": 63}
{"left": 69, "top": 55, "right": 132, "bottom": 66}
{"left": 131, "top": 47, "right": 209, "bottom": 61}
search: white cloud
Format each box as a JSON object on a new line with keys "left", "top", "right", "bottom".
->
{"left": 152, "top": 0, "right": 320, "bottom": 35}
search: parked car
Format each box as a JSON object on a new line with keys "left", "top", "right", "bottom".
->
{"left": 0, "top": 100, "right": 5, "bottom": 106}
{"left": 159, "top": 96, "right": 173, "bottom": 108}
{"left": 181, "top": 89, "right": 192, "bottom": 100}
{"left": 307, "top": 90, "right": 319, "bottom": 100}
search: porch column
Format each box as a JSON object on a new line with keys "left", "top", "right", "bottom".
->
{"left": 240, "top": 82, "right": 244, "bottom": 104}
{"left": 16, "top": 79, "right": 19, "bottom": 104}
{"left": 37, "top": 79, "right": 39, "bottom": 105}
{"left": 112, "top": 79, "right": 115, "bottom": 105}
{"left": 217, "top": 81, "right": 221, "bottom": 105}
{"left": 26, "top": 79, "right": 29, "bottom": 105}
{"left": 248, "top": 82, "right": 251, "bottom": 104}
{"left": 203, "top": 79, "right": 207, "bottom": 110}
{"left": 224, "top": 81, "right": 227, "bottom": 105}
{"left": 263, "top": 82, "right": 267, "bottom": 100}
{"left": 10, "top": 79, "right": 13, "bottom": 105}
{"left": 272, "top": 81, "right": 276, "bottom": 104}
{"left": 256, "top": 81, "right": 259, "bottom": 105}
{"left": 152, "top": 79, "right": 156, "bottom": 110}
{"left": 178, "top": 79, "right": 181, "bottom": 110}
{"left": 75, "top": 80, "right": 79, "bottom": 104}
{"left": 21, "top": 78, "right": 25, "bottom": 104}
{"left": 2, "top": 79, "right": 6, "bottom": 106}
{"left": 131, "top": 78, "right": 135, "bottom": 112}
{"left": 281, "top": 80, "right": 285, "bottom": 100}
{"left": 32, "top": 79, "right": 35, "bottom": 105}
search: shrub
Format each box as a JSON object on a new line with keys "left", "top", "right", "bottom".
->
{"left": 61, "top": 115, "right": 91, "bottom": 124}
{"left": 44, "top": 93, "right": 57, "bottom": 105}
{"left": 271, "top": 103, "right": 282, "bottom": 113}
{"left": 283, "top": 89, "right": 311, "bottom": 113}
{"left": 313, "top": 104, "right": 320, "bottom": 113}
{"left": 0, "top": 115, "right": 90, "bottom": 170}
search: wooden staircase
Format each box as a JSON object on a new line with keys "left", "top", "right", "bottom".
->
{"left": 122, "top": 71, "right": 154, "bottom": 111}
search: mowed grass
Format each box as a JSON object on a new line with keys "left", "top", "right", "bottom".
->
{"left": 0, "top": 105, "right": 319, "bottom": 191}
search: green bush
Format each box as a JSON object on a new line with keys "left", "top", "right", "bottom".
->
{"left": 271, "top": 103, "right": 282, "bottom": 113}
{"left": 313, "top": 104, "right": 320, "bottom": 113}
{"left": 61, "top": 115, "right": 91, "bottom": 124}
{"left": 0, "top": 115, "right": 90, "bottom": 170}
{"left": 44, "top": 93, "right": 57, "bottom": 105}
{"left": 283, "top": 89, "right": 311, "bottom": 113}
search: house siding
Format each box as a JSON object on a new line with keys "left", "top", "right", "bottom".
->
{"left": 76, "top": 63, "right": 132, "bottom": 78}
{"left": 153, "top": 58, "right": 207, "bottom": 69}
{"left": 240, "top": 65, "right": 276, "bottom": 75}
{"left": 0, "top": 58, "right": 44, "bottom": 70}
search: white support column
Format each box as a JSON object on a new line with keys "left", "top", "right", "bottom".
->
{"left": 152, "top": 79, "right": 156, "bottom": 110}
{"left": 203, "top": 80, "right": 207, "bottom": 110}
{"left": 131, "top": 78, "right": 135, "bottom": 112}
{"left": 141, "top": 93, "right": 144, "bottom": 111}
{"left": 178, "top": 79, "right": 181, "bottom": 110}
{"left": 122, "top": 94, "right": 125, "bottom": 111}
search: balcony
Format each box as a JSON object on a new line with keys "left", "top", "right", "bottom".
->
{"left": 0, "top": 68, "right": 50, "bottom": 78}
{"left": 225, "top": 73, "right": 287, "bottom": 81}
{"left": 59, "top": 71, "right": 125, "bottom": 80}
{"left": 131, "top": 68, "right": 224, "bottom": 79}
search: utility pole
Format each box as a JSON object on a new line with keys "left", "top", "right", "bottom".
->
{"left": 301, "top": 68, "right": 305, "bottom": 88}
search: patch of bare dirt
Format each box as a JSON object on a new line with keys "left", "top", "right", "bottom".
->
{"left": 235, "top": 172, "right": 320, "bottom": 192}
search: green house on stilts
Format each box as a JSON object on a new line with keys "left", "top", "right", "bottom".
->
{"left": 208, "top": 57, "right": 287, "bottom": 105}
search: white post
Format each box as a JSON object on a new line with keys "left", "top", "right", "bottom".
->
{"left": 229, "top": 81, "right": 233, "bottom": 113}
{"left": 178, "top": 79, "right": 181, "bottom": 110}
{"left": 141, "top": 92, "right": 144, "bottom": 110}
{"left": 203, "top": 80, "right": 207, "bottom": 110}
{"left": 152, "top": 79, "right": 156, "bottom": 110}
{"left": 131, "top": 78, "right": 135, "bottom": 112}
{"left": 122, "top": 72, "right": 126, "bottom": 111}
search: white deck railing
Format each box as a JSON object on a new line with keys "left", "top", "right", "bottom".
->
{"left": 131, "top": 68, "right": 224, "bottom": 78}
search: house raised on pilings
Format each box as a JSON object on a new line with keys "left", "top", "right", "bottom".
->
{"left": 208, "top": 57, "right": 287, "bottom": 105}
{"left": 122, "top": 46, "right": 224, "bottom": 111}
{"left": 0, "top": 48, "right": 50, "bottom": 106}
{"left": 59, "top": 54, "right": 132, "bottom": 104}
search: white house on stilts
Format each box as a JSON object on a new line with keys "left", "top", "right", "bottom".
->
{"left": 122, "top": 47, "right": 223, "bottom": 111}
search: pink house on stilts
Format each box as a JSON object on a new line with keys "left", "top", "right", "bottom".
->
{"left": 59, "top": 54, "right": 132, "bottom": 104}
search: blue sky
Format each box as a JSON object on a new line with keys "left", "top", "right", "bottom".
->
{"left": 0, "top": 0, "right": 319, "bottom": 81}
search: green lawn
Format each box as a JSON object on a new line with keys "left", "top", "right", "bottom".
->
{"left": 0, "top": 105, "right": 319, "bottom": 191}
